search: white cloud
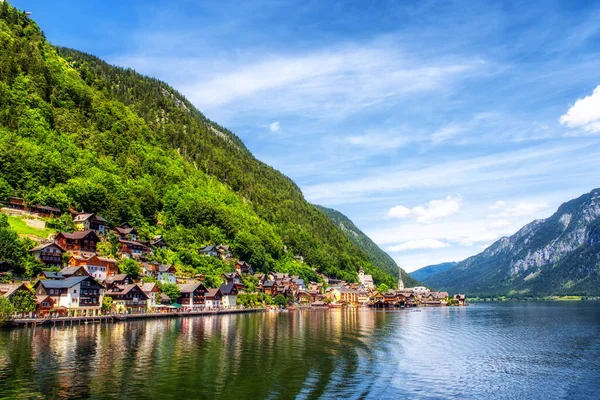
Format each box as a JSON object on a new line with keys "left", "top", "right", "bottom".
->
{"left": 388, "top": 195, "right": 462, "bottom": 223}
{"left": 268, "top": 121, "right": 280, "bottom": 132}
{"left": 387, "top": 239, "right": 449, "bottom": 252}
{"left": 388, "top": 205, "right": 412, "bottom": 219}
{"left": 559, "top": 85, "right": 600, "bottom": 134}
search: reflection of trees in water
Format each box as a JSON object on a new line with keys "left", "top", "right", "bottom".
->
{"left": 0, "top": 310, "right": 394, "bottom": 398}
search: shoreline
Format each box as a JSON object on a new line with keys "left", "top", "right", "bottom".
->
{"left": 8, "top": 307, "right": 265, "bottom": 328}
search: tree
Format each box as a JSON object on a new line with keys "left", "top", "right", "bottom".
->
{"left": 10, "top": 289, "right": 37, "bottom": 314}
{"left": 377, "top": 283, "right": 389, "bottom": 293}
{"left": 46, "top": 213, "right": 76, "bottom": 233}
{"left": 0, "top": 214, "right": 27, "bottom": 273}
{"left": 0, "top": 297, "right": 14, "bottom": 326}
{"left": 273, "top": 294, "right": 287, "bottom": 307}
{"left": 160, "top": 283, "right": 180, "bottom": 303}
{"left": 102, "top": 296, "right": 113, "bottom": 312}
{"left": 119, "top": 258, "right": 141, "bottom": 279}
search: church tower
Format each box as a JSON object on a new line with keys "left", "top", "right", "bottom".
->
{"left": 358, "top": 267, "right": 365, "bottom": 285}
{"left": 398, "top": 266, "right": 404, "bottom": 290}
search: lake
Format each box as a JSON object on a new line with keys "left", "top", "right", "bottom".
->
{"left": 1, "top": 302, "right": 599, "bottom": 399}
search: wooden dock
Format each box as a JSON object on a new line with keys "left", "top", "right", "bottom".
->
{"left": 11, "top": 308, "right": 265, "bottom": 327}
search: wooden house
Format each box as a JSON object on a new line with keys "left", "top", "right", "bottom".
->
{"left": 222, "top": 272, "right": 244, "bottom": 290}
{"left": 139, "top": 282, "right": 160, "bottom": 308}
{"left": 235, "top": 261, "right": 253, "bottom": 275}
{"left": 73, "top": 213, "right": 107, "bottom": 235}
{"left": 219, "top": 282, "right": 238, "bottom": 308}
{"left": 29, "top": 242, "right": 64, "bottom": 267}
{"left": 150, "top": 235, "right": 167, "bottom": 249}
{"left": 119, "top": 239, "right": 152, "bottom": 259}
{"left": 141, "top": 262, "right": 177, "bottom": 283}
{"left": 54, "top": 230, "right": 99, "bottom": 256}
{"left": 29, "top": 204, "right": 61, "bottom": 217}
{"left": 114, "top": 225, "right": 139, "bottom": 241}
{"left": 105, "top": 274, "right": 133, "bottom": 289}
{"left": 105, "top": 284, "right": 148, "bottom": 314}
{"left": 454, "top": 293, "right": 466, "bottom": 306}
{"left": 69, "top": 254, "right": 119, "bottom": 281}
{"left": 205, "top": 288, "right": 223, "bottom": 309}
{"left": 176, "top": 283, "right": 208, "bottom": 310}
{"left": 33, "top": 276, "right": 104, "bottom": 315}
{"left": 1, "top": 197, "right": 25, "bottom": 211}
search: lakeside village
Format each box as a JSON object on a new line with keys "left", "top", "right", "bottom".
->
{"left": 0, "top": 197, "right": 467, "bottom": 324}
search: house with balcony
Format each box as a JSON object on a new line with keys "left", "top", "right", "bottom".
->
{"left": 69, "top": 254, "right": 119, "bottom": 281}
{"left": 219, "top": 282, "right": 238, "bottom": 308}
{"left": 29, "top": 242, "right": 65, "bottom": 267}
{"left": 119, "top": 239, "right": 153, "bottom": 259}
{"left": 205, "top": 288, "right": 223, "bottom": 309}
{"left": 176, "top": 283, "right": 208, "bottom": 311}
{"left": 139, "top": 282, "right": 160, "bottom": 309}
{"left": 73, "top": 213, "right": 108, "bottom": 235}
{"left": 54, "top": 230, "right": 99, "bottom": 257}
{"left": 105, "top": 284, "right": 148, "bottom": 314}
{"left": 33, "top": 276, "right": 104, "bottom": 315}
{"left": 141, "top": 262, "right": 177, "bottom": 283}
{"left": 114, "top": 224, "right": 139, "bottom": 241}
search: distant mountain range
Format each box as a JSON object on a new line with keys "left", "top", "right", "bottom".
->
{"left": 410, "top": 262, "right": 457, "bottom": 282}
{"left": 315, "top": 205, "right": 421, "bottom": 289}
{"left": 423, "top": 188, "right": 600, "bottom": 296}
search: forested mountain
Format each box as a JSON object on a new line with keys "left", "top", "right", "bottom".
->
{"left": 315, "top": 205, "right": 420, "bottom": 288}
{"left": 0, "top": 2, "right": 397, "bottom": 286}
{"left": 409, "top": 262, "right": 456, "bottom": 282}
{"left": 425, "top": 188, "right": 600, "bottom": 296}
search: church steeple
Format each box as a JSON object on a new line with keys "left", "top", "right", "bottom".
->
{"left": 398, "top": 266, "right": 404, "bottom": 290}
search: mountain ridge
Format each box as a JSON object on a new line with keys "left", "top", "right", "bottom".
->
{"left": 424, "top": 188, "right": 600, "bottom": 296}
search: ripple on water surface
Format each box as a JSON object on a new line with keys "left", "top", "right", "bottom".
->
{"left": 1, "top": 303, "right": 600, "bottom": 399}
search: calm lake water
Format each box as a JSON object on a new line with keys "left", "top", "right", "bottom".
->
{"left": 1, "top": 302, "right": 600, "bottom": 399}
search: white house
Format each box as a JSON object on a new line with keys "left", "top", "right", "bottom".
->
{"left": 33, "top": 276, "right": 104, "bottom": 315}
{"left": 205, "top": 288, "right": 223, "bottom": 309}
{"left": 219, "top": 282, "right": 238, "bottom": 308}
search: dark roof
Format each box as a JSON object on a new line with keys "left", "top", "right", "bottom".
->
{"left": 178, "top": 283, "right": 206, "bottom": 293}
{"left": 29, "top": 242, "right": 64, "bottom": 252}
{"left": 199, "top": 245, "right": 217, "bottom": 252}
{"left": 61, "top": 266, "right": 89, "bottom": 276}
{"left": 219, "top": 282, "right": 237, "bottom": 295}
{"left": 73, "top": 213, "right": 107, "bottom": 223}
{"left": 41, "top": 271, "right": 64, "bottom": 279}
{"left": 293, "top": 279, "right": 305, "bottom": 286}
{"left": 115, "top": 226, "right": 136, "bottom": 235}
{"left": 31, "top": 204, "right": 61, "bottom": 213}
{"left": 108, "top": 284, "right": 148, "bottom": 298}
{"left": 206, "top": 288, "right": 221, "bottom": 299}
{"left": 262, "top": 281, "right": 275, "bottom": 287}
{"left": 37, "top": 276, "right": 96, "bottom": 289}
{"left": 57, "top": 230, "right": 99, "bottom": 240}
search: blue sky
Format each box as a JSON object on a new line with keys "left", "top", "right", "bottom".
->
{"left": 14, "top": 0, "right": 600, "bottom": 271}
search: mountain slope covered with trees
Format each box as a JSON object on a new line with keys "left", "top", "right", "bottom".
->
{"left": 315, "top": 205, "right": 420, "bottom": 288}
{"left": 424, "top": 188, "right": 600, "bottom": 296}
{"left": 409, "top": 262, "right": 457, "bottom": 282}
{"left": 0, "top": 2, "right": 397, "bottom": 286}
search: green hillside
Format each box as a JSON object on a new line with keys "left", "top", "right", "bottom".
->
{"left": 409, "top": 262, "right": 457, "bottom": 282}
{"left": 315, "top": 205, "right": 420, "bottom": 288}
{"left": 0, "top": 1, "right": 399, "bottom": 286}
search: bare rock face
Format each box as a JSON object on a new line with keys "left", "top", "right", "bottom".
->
{"left": 424, "top": 189, "right": 600, "bottom": 296}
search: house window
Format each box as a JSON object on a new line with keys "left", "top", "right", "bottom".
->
{"left": 74, "top": 290, "right": 77, "bottom": 294}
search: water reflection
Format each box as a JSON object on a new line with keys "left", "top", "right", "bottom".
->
{"left": 1, "top": 303, "right": 600, "bottom": 399}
